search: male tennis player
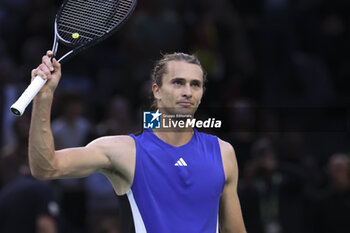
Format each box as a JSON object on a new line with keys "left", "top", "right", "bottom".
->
{"left": 29, "top": 50, "right": 246, "bottom": 233}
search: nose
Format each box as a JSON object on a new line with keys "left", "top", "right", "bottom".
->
{"left": 182, "top": 83, "right": 192, "bottom": 98}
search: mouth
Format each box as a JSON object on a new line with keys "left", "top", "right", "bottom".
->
{"left": 177, "top": 101, "right": 194, "bottom": 107}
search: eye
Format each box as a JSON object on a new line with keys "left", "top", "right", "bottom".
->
{"left": 191, "top": 81, "right": 201, "bottom": 87}
{"left": 173, "top": 79, "right": 184, "bottom": 86}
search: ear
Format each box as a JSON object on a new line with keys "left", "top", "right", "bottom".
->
{"left": 152, "top": 83, "right": 161, "bottom": 100}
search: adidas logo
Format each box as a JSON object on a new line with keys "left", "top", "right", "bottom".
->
{"left": 174, "top": 158, "right": 187, "bottom": 166}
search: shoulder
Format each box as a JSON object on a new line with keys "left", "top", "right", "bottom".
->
{"left": 217, "top": 138, "right": 238, "bottom": 183}
{"left": 196, "top": 131, "right": 236, "bottom": 160}
{"left": 195, "top": 130, "right": 219, "bottom": 143}
{"left": 89, "top": 135, "right": 136, "bottom": 187}
{"left": 87, "top": 135, "right": 136, "bottom": 157}
{"left": 88, "top": 135, "right": 135, "bottom": 147}
{"left": 218, "top": 138, "right": 235, "bottom": 158}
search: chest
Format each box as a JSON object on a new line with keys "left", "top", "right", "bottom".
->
{"left": 137, "top": 144, "right": 225, "bottom": 200}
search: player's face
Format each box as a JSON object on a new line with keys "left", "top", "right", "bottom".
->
{"left": 153, "top": 61, "right": 204, "bottom": 115}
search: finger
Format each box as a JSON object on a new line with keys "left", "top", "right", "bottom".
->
{"left": 52, "top": 58, "right": 61, "bottom": 69}
{"left": 42, "top": 55, "right": 54, "bottom": 72}
{"left": 52, "top": 59, "right": 62, "bottom": 78}
{"left": 46, "top": 50, "right": 53, "bottom": 57}
{"left": 36, "top": 70, "right": 47, "bottom": 80}
{"left": 38, "top": 64, "right": 52, "bottom": 79}
{"left": 31, "top": 69, "right": 36, "bottom": 77}
{"left": 31, "top": 69, "right": 38, "bottom": 82}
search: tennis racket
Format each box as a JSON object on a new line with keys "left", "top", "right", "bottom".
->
{"left": 11, "top": 0, "right": 137, "bottom": 116}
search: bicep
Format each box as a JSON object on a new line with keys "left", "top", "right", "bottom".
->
{"left": 219, "top": 179, "right": 246, "bottom": 233}
{"left": 50, "top": 135, "right": 135, "bottom": 180}
{"left": 219, "top": 139, "right": 246, "bottom": 233}
{"left": 51, "top": 138, "right": 112, "bottom": 179}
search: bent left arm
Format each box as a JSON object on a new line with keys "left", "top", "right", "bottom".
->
{"left": 219, "top": 139, "right": 246, "bottom": 233}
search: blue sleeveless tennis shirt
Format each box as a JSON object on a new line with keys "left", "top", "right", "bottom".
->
{"left": 127, "top": 129, "right": 226, "bottom": 233}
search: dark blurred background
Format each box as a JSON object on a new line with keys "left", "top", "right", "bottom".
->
{"left": 1, "top": 0, "right": 350, "bottom": 233}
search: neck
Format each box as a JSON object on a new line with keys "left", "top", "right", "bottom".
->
{"left": 153, "top": 128, "right": 194, "bottom": 147}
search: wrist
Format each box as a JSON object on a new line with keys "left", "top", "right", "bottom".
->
{"left": 34, "top": 90, "right": 54, "bottom": 102}
{"left": 38, "top": 89, "right": 54, "bottom": 98}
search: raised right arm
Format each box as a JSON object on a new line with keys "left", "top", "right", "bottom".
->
{"left": 29, "top": 90, "right": 112, "bottom": 179}
{"left": 29, "top": 51, "right": 112, "bottom": 179}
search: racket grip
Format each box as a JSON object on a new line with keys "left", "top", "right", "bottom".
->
{"left": 10, "top": 76, "right": 47, "bottom": 116}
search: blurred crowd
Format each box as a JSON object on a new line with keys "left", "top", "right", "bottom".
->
{"left": 1, "top": 0, "right": 350, "bottom": 233}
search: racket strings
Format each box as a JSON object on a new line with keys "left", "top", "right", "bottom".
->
{"left": 60, "top": 9, "right": 112, "bottom": 31}
{"left": 60, "top": 0, "right": 127, "bottom": 36}
{"left": 63, "top": 1, "right": 120, "bottom": 28}
{"left": 57, "top": 0, "right": 134, "bottom": 45}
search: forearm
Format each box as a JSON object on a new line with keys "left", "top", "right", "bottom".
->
{"left": 29, "top": 92, "right": 57, "bottom": 178}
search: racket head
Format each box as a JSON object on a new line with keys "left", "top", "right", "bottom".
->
{"left": 54, "top": 0, "right": 137, "bottom": 62}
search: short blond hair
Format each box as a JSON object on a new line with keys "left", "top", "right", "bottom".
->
{"left": 150, "top": 52, "right": 207, "bottom": 109}
{"left": 152, "top": 52, "right": 206, "bottom": 86}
